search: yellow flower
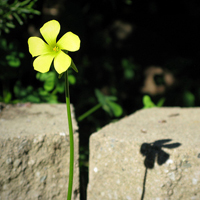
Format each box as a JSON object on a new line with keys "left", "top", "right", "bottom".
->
{"left": 28, "top": 20, "right": 80, "bottom": 74}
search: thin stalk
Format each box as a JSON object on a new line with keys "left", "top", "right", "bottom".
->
{"left": 65, "top": 70, "right": 74, "bottom": 200}
{"left": 78, "top": 103, "right": 102, "bottom": 122}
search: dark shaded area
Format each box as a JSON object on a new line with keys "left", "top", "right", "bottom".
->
{"left": 0, "top": 1, "right": 199, "bottom": 199}
{"left": 140, "top": 139, "right": 181, "bottom": 200}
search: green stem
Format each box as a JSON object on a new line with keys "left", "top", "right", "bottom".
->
{"left": 78, "top": 103, "right": 102, "bottom": 122}
{"left": 65, "top": 70, "right": 74, "bottom": 200}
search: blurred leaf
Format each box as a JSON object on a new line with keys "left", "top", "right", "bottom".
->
{"left": 36, "top": 72, "right": 41, "bottom": 80}
{"left": 95, "top": 89, "right": 106, "bottom": 106}
{"left": 143, "top": 95, "right": 165, "bottom": 108}
{"left": 121, "top": 58, "right": 136, "bottom": 80}
{"left": 14, "top": 81, "right": 29, "bottom": 97}
{"left": 19, "top": 52, "right": 24, "bottom": 58}
{"left": 183, "top": 91, "right": 195, "bottom": 107}
{"left": 8, "top": 42, "right": 14, "bottom": 50}
{"left": 26, "top": 95, "right": 40, "bottom": 103}
{"left": 28, "top": 0, "right": 38, "bottom": 8}
{"left": 108, "top": 101, "right": 123, "bottom": 117}
{"left": 102, "top": 104, "right": 111, "bottom": 115}
{"left": 29, "top": 9, "right": 40, "bottom": 15}
{"left": 3, "top": 91, "right": 12, "bottom": 103}
{"left": 106, "top": 96, "right": 117, "bottom": 101}
{"left": 20, "top": 0, "right": 32, "bottom": 7}
{"left": 143, "top": 95, "right": 156, "bottom": 108}
{"left": 95, "top": 89, "right": 123, "bottom": 117}
{"left": 38, "top": 88, "right": 48, "bottom": 96}
{"left": 157, "top": 97, "right": 165, "bottom": 107}
{"left": 36, "top": 72, "right": 56, "bottom": 91}
{"left": 19, "top": 8, "right": 32, "bottom": 14}
{"left": 43, "top": 94, "right": 58, "bottom": 103}
{"left": 124, "top": 68, "right": 134, "bottom": 80}
{"left": 68, "top": 74, "right": 76, "bottom": 85}
{"left": 26, "top": 85, "right": 33, "bottom": 93}
{"left": 36, "top": 72, "right": 49, "bottom": 81}
{"left": 6, "top": 22, "right": 15, "bottom": 28}
{"left": 0, "top": 38, "right": 7, "bottom": 49}
{"left": 43, "top": 72, "right": 55, "bottom": 91}
{"left": 55, "top": 81, "right": 65, "bottom": 93}
{"left": 4, "top": 27, "right": 10, "bottom": 33}
{"left": 13, "top": 13, "right": 23, "bottom": 25}
{"left": 6, "top": 54, "right": 21, "bottom": 67}
{"left": 13, "top": 81, "right": 21, "bottom": 95}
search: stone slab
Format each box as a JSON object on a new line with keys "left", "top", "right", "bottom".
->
{"left": 87, "top": 107, "right": 200, "bottom": 200}
{"left": 0, "top": 103, "right": 79, "bottom": 200}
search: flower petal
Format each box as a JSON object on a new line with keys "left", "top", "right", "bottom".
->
{"left": 54, "top": 51, "right": 71, "bottom": 74}
{"left": 28, "top": 37, "right": 52, "bottom": 57}
{"left": 40, "top": 20, "right": 60, "bottom": 46}
{"left": 57, "top": 32, "right": 80, "bottom": 52}
{"left": 33, "top": 54, "right": 55, "bottom": 73}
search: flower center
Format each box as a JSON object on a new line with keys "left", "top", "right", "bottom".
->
{"left": 53, "top": 46, "right": 59, "bottom": 52}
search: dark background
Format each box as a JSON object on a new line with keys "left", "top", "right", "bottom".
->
{"left": 1, "top": 0, "right": 200, "bottom": 199}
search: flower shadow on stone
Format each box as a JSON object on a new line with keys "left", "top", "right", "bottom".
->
{"left": 140, "top": 139, "right": 181, "bottom": 169}
{"left": 139, "top": 139, "right": 181, "bottom": 200}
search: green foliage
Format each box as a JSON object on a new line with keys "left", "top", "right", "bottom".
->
{"left": 183, "top": 91, "right": 195, "bottom": 107}
{"left": 121, "top": 58, "right": 136, "bottom": 80}
{"left": 13, "top": 81, "right": 58, "bottom": 103}
{"left": 0, "top": 0, "right": 40, "bottom": 103}
{"left": 12, "top": 69, "right": 76, "bottom": 103}
{"left": 95, "top": 89, "right": 123, "bottom": 117}
{"left": 0, "top": 37, "right": 24, "bottom": 70}
{"left": 0, "top": 0, "right": 40, "bottom": 34}
{"left": 156, "top": 97, "right": 165, "bottom": 107}
{"left": 0, "top": 90, "right": 12, "bottom": 103}
{"left": 143, "top": 95, "right": 165, "bottom": 109}
{"left": 37, "top": 69, "right": 76, "bottom": 91}
{"left": 78, "top": 89, "right": 123, "bottom": 122}
{"left": 36, "top": 72, "right": 57, "bottom": 92}
{"left": 0, "top": 37, "right": 25, "bottom": 103}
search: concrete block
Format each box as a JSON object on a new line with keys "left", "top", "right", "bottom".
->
{"left": 0, "top": 103, "right": 79, "bottom": 200}
{"left": 87, "top": 107, "right": 200, "bottom": 200}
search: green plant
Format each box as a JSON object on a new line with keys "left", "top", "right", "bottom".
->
{"left": 0, "top": 0, "right": 40, "bottom": 34}
{"left": 143, "top": 95, "right": 165, "bottom": 109}
{"left": 183, "top": 91, "right": 195, "bottom": 107}
{"left": 78, "top": 89, "right": 123, "bottom": 121}
{"left": 121, "top": 58, "right": 136, "bottom": 80}
{"left": 0, "top": 0, "right": 40, "bottom": 103}
{"left": 0, "top": 37, "right": 24, "bottom": 103}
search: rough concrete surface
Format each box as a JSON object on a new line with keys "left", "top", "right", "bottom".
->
{"left": 0, "top": 103, "right": 79, "bottom": 200}
{"left": 87, "top": 107, "right": 200, "bottom": 200}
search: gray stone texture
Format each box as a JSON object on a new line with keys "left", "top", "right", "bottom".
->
{"left": 0, "top": 103, "right": 79, "bottom": 200}
{"left": 87, "top": 107, "right": 200, "bottom": 200}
